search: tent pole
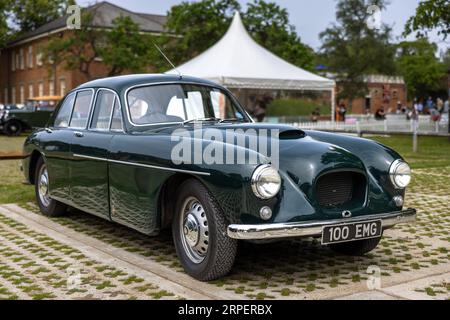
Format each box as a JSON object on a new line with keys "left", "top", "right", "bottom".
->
{"left": 331, "top": 87, "right": 336, "bottom": 123}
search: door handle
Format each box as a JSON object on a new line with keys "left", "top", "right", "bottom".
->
{"left": 45, "top": 128, "right": 53, "bottom": 134}
{"left": 74, "top": 131, "right": 84, "bottom": 138}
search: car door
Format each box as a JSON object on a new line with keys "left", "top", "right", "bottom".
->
{"left": 69, "top": 89, "right": 112, "bottom": 219}
{"left": 42, "top": 92, "right": 76, "bottom": 203}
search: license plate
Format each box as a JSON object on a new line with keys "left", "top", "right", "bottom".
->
{"left": 322, "top": 220, "right": 382, "bottom": 245}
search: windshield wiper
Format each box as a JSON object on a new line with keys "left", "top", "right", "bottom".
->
{"left": 219, "top": 118, "right": 247, "bottom": 123}
{"left": 183, "top": 117, "right": 221, "bottom": 124}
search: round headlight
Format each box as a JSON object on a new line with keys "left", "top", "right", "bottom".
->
{"left": 389, "top": 160, "right": 411, "bottom": 189}
{"left": 251, "top": 165, "right": 281, "bottom": 199}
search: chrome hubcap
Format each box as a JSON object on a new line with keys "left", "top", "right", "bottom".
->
{"left": 179, "top": 197, "right": 209, "bottom": 264}
{"left": 38, "top": 165, "right": 51, "bottom": 207}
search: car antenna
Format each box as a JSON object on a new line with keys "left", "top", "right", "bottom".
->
{"left": 153, "top": 43, "right": 182, "bottom": 80}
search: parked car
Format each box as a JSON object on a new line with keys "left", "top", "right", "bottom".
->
{"left": 0, "top": 96, "right": 61, "bottom": 136}
{"left": 22, "top": 75, "right": 416, "bottom": 281}
{"left": 0, "top": 104, "right": 20, "bottom": 111}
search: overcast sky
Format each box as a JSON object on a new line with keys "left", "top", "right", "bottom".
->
{"left": 77, "top": 0, "right": 445, "bottom": 53}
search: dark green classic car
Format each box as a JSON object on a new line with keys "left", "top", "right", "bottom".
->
{"left": 1, "top": 96, "right": 61, "bottom": 136}
{"left": 22, "top": 74, "right": 416, "bottom": 281}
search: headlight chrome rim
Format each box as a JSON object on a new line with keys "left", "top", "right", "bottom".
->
{"left": 389, "top": 160, "right": 411, "bottom": 189}
{"left": 251, "top": 164, "right": 281, "bottom": 199}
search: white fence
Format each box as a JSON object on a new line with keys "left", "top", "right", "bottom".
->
{"left": 282, "top": 114, "right": 449, "bottom": 135}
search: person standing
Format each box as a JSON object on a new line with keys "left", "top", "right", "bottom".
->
{"left": 396, "top": 101, "right": 402, "bottom": 114}
{"left": 437, "top": 98, "right": 444, "bottom": 114}
{"left": 375, "top": 107, "right": 386, "bottom": 120}
{"left": 338, "top": 103, "right": 347, "bottom": 122}
{"left": 426, "top": 96, "right": 434, "bottom": 113}
{"left": 417, "top": 99, "right": 424, "bottom": 114}
{"left": 444, "top": 98, "right": 449, "bottom": 114}
{"left": 311, "top": 107, "right": 321, "bottom": 122}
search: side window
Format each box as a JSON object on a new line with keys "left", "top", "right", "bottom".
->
{"left": 185, "top": 92, "right": 205, "bottom": 119}
{"left": 69, "top": 90, "right": 93, "bottom": 129}
{"left": 167, "top": 97, "right": 186, "bottom": 120}
{"left": 110, "top": 99, "right": 123, "bottom": 131}
{"left": 54, "top": 93, "right": 75, "bottom": 128}
{"left": 90, "top": 90, "right": 115, "bottom": 130}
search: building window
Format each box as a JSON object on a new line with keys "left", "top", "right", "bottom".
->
{"left": 60, "top": 78, "right": 66, "bottom": 96}
{"left": 49, "top": 80, "right": 55, "bottom": 96}
{"left": 11, "top": 51, "right": 15, "bottom": 71}
{"left": 19, "top": 85, "right": 25, "bottom": 104}
{"left": 16, "top": 53, "right": 20, "bottom": 70}
{"left": 3, "top": 88, "right": 8, "bottom": 104}
{"left": 19, "top": 49, "right": 25, "bottom": 70}
{"left": 28, "top": 46, "right": 33, "bottom": 68}
{"left": 38, "top": 82, "right": 44, "bottom": 97}
{"left": 36, "top": 51, "right": 43, "bottom": 67}
{"left": 11, "top": 87, "right": 16, "bottom": 104}
{"left": 29, "top": 83, "right": 34, "bottom": 99}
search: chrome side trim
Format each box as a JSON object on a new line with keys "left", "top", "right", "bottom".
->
{"left": 73, "top": 154, "right": 107, "bottom": 162}
{"left": 72, "top": 153, "right": 211, "bottom": 176}
{"left": 227, "top": 209, "right": 417, "bottom": 240}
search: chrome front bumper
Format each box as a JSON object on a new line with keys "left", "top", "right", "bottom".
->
{"left": 227, "top": 209, "right": 417, "bottom": 240}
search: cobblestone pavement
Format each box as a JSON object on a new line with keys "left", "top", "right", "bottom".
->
{"left": 0, "top": 167, "right": 449, "bottom": 300}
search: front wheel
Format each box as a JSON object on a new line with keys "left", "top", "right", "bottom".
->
{"left": 172, "top": 179, "right": 237, "bottom": 281}
{"left": 35, "top": 157, "right": 67, "bottom": 217}
{"left": 329, "top": 236, "right": 382, "bottom": 256}
{"left": 4, "top": 120, "right": 22, "bottom": 136}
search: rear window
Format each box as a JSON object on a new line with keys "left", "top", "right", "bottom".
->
{"left": 54, "top": 93, "right": 75, "bottom": 128}
{"left": 69, "top": 90, "right": 93, "bottom": 129}
{"left": 90, "top": 90, "right": 115, "bottom": 130}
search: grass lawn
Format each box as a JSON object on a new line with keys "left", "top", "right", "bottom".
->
{"left": 0, "top": 135, "right": 34, "bottom": 204}
{"left": 371, "top": 135, "right": 450, "bottom": 169}
{"left": 0, "top": 133, "right": 448, "bottom": 205}
{"left": 0, "top": 134, "right": 26, "bottom": 156}
{"left": 0, "top": 160, "right": 35, "bottom": 204}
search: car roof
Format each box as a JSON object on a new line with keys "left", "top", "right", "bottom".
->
{"left": 75, "top": 74, "right": 221, "bottom": 93}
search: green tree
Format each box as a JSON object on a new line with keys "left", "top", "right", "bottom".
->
{"left": 43, "top": 12, "right": 102, "bottom": 80}
{"left": 396, "top": 39, "right": 446, "bottom": 99}
{"left": 0, "top": 0, "right": 74, "bottom": 47}
{"left": 243, "top": 0, "right": 315, "bottom": 70}
{"left": 163, "top": 0, "right": 315, "bottom": 70}
{"left": 10, "top": 0, "right": 75, "bottom": 33}
{"left": 0, "top": 0, "right": 12, "bottom": 48}
{"left": 44, "top": 13, "right": 155, "bottom": 80}
{"left": 164, "top": 0, "right": 240, "bottom": 66}
{"left": 404, "top": 0, "right": 450, "bottom": 41}
{"left": 100, "top": 16, "right": 154, "bottom": 76}
{"left": 319, "top": 0, "right": 396, "bottom": 106}
{"left": 442, "top": 48, "right": 450, "bottom": 70}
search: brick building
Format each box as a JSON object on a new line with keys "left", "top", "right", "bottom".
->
{"left": 336, "top": 75, "right": 407, "bottom": 114}
{"left": 0, "top": 1, "right": 166, "bottom": 105}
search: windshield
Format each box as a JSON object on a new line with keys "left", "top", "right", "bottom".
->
{"left": 127, "top": 84, "right": 249, "bottom": 125}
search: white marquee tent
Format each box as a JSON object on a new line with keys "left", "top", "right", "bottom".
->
{"left": 167, "top": 12, "right": 336, "bottom": 119}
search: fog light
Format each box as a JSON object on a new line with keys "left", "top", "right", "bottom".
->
{"left": 393, "top": 196, "right": 404, "bottom": 207}
{"left": 259, "top": 206, "right": 272, "bottom": 220}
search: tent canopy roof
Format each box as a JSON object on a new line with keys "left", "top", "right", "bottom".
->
{"left": 167, "top": 12, "right": 335, "bottom": 91}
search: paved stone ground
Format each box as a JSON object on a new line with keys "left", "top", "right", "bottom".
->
{"left": 0, "top": 166, "right": 448, "bottom": 300}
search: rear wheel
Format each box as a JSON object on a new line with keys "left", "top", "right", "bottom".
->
{"left": 4, "top": 120, "right": 22, "bottom": 136}
{"left": 35, "top": 157, "right": 67, "bottom": 217}
{"left": 172, "top": 179, "right": 237, "bottom": 281}
{"left": 329, "top": 236, "right": 382, "bottom": 256}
